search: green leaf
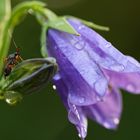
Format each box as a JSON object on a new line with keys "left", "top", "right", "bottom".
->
{"left": 64, "top": 15, "right": 110, "bottom": 31}
{"left": 48, "top": 17, "right": 80, "bottom": 35}
{"left": 4, "top": 58, "right": 58, "bottom": 95}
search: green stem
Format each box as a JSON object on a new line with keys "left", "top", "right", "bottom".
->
{"left": 0, "top": 0, "right": 11, "bottom": 80}
{"left": 0, "top": 0, "right": 11, "bottom": 48}
{"left": 0, "top": 0, "right": 11, "bottom": 23}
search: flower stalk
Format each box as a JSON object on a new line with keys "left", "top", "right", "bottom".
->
{"left": 0, "top": 0, "right": 11, "bottom": 78}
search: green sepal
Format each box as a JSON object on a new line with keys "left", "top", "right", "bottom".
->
{"left": 64, "top": 15, "right": 110, "bottom": 31}
{"left": 47, "top": 17, "right": 80, "bottom": 35}
{"left": 4, "top": 58, "right": 58, "bottom": 96}
{"left": 40, "top": 17, "right": 80, "bottom": 57}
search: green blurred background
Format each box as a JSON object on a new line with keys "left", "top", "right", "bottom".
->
{"left": 0, "top": 0, "right": 140, "bottom": 140}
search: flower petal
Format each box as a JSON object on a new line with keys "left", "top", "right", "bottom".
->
{"left": 47, "top": 29, "right": 108, "bottom": 105}
{"left": 53, "top": 73, "right": 88, "bottom": 139}
{"left": 53, "top": 73, "right": 68, "bottom": 107}
{"left": 68, "top": 19, "right": 140, "bottom": 94}
{"left": 68, "top": 102, "right": 88, "bottom": 139}
{"left": 84, "top": 88, "right": 122, "bottom": 129}
{"left": 103, "top": 69, "right": 140, "bottom": 94}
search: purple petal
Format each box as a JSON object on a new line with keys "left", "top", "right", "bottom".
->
{"left": 53, "top": 73, "right": 88, "bottom": 139}
{"left": 103, "top": 69, "right": 140, "bottom": 94}
{"left": 53, "top": 73, "right": 68, "bottom": 108}
{"left": 84, "top": 88, "right": 122, "bottom": 129}
{"left": 68, "top": 19, "right": 140, "bottom": 94}
{"left": 68, "top": 102, "right": 88, "bottom": 139}
{"left": 47, "top": 29, "right": 108, "bottom": 106}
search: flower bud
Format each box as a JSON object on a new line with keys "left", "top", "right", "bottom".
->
{"left": 3, "top": 57, "right": 57, "bottom": 105}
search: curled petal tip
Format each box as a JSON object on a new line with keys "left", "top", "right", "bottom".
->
{"left": 78, "top": 134, "right": 85, "bottom": 140}
{"left": 103, "top": 117, "right": 120, "bottom": 129}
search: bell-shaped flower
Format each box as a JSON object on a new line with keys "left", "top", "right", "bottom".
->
{"left": 0, "top": 1, "right": 139, "bottom": 139}
{"left": 45, "top": 18, "right": 140, "bottom": 139}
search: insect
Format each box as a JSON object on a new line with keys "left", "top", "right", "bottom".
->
{"left": 4, "top": 48, "right": 23, "bottom": 78}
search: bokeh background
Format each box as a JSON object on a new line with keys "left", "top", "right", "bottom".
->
{"left": 0, "top": 0, "right": 140, "bottom": 140}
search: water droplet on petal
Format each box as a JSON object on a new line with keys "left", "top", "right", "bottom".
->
{"left": 103, "top": 122, "right": 111, "bottom": 129}
{"left": 74, "top": 43, "right": 84, "bottom": 50}
{"left": 52, "top": 85, "right": 56, "bottom": 90}
{"left": 110, "top": 64, "right": 124, "bottom": 71}
{"left": 127, "top": 56, "right": 140, "bottom": 67}
{"left": 105, "top": 42, "right": 112, "bottom": 48}
{"left": 79, "top": 97, "right": 85, "bottom": 104}
{"left": 78, "top": 25, "right": 85, "bottom": 30}
{"left": 113, "top": 118, "right": 120, "bottom": 125}
{"left": 53, "top": 74, "right": 61, "bottom": 81}
{"left": 96, "top": 96, "right": 104, "bottom": 102}
{"left": 69, "top": 93, "right": 85, "bottom": 105}
{"left": 94, "top": 78, "right": 107, "bottom": 96}
{"left": 126, "top": 84, "right": 135, "bottom": 92}
{"left": 96, "top": 96, "right": 102, "bottom": 101}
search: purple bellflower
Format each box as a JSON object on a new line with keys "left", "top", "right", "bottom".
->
{"left": 2, "top": 1, "right": 139, "bottom": 139}
{"left": 46, "top": 18, "right": 140, "bottom": 139}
